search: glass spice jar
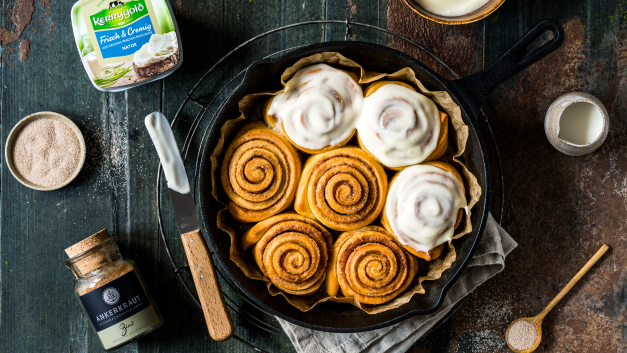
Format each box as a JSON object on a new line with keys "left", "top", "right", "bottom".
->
{"left": 64, "top": 229, "right": 163, "bottom": 351}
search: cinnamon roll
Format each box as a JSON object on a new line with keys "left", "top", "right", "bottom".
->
{"left": 381, "top": 161, "right": 467, "bottom": 261}
{"left": 356, "top": 81, "right": 448, "bottom": 170}
{"left": 242, "top": 213, "right": 332, "bottom": 295}
{"left": 294, "top": 147, "right": 387, "bottom": 231}
{"left": 326, "top": 226, "right": 418, "bottom": 305}
{"left": 264, "top": 64, "right": 363, "bottom": 154}
{"left": 221, "top": 121, "right": 302, "bottom": 223}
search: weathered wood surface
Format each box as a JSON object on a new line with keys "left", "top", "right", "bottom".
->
{"left": 1, "top": 0, "right": 626, "bottom": 352}
{"left": 411, "top": 1, "right": 627, "bottom": 352}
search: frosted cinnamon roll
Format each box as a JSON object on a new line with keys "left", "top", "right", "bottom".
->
{"left": 264, "top": 64, "right": 363, "bottom": 154}
{"left": 295, "top": 147, "right": 387, "bottom": 231}
{"left": 221, "top": 122, "right": 302, "bottom": 223}
{"left": 357, "top": 81, "right": 448, "bottom": 170}
{"left": 326, "top": 226, "right": 418, "bottom": 305}
{"left": 382, "top": 161, "right": 467, "bottom": 261}
{"left": 242, "top": 213, "right": 332, "bottom": 295}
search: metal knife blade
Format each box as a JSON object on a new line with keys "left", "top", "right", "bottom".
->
{"left": 145, "top": 111, "right": 233, "bottom": 341}
{"left": 168, "top": 188, "right": 200, "bottom": 234}
{"left": 145, "top": 111, "right": 199, "bottom": 234}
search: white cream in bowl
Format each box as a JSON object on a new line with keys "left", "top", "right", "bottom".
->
{"left": 415, "top": 0, "right": 490, "bottom": 16}
{"left": 545, "top": 92, "right": 609, "bottom": 156}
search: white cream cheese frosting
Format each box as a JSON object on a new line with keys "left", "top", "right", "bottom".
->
{"left": 144, "top": 111, "right": 190, "bottom": 194}
{"left": 386, "top": 164, "right": 467, "bottom": 253}
{"left": 267, "top": 64, "right": 363, "bottom": 151}
{"left": 415, "top": 0, "right": 490, "bottom": 17}
{"left": 357, "top": 83, "right": 441, "bottom": 168}
{"left": 133, "top": 32, "right": 178, "bottom": 67}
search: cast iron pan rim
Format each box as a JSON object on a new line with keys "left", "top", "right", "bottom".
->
{"left": 197, "top": 41, "right": 490, "bottom": 332}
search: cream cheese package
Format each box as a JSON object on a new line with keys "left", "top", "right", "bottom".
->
{"left": 71, "top": 0, "right": 182, "bottom": 91}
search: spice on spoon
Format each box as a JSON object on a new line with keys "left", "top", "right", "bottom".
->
{"left": 507, "top": 320, "right": 537, "bottom": 351}
{"left": 505, "top": 245, "right": 609, "bottom": 352}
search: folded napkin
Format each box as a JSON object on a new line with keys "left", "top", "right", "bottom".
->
{"left": 278, "top": 213, "right": 517, "bottom": 353}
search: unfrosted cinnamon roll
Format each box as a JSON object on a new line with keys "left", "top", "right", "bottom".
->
{"left": 221, "top": 121, "right": 302, "bottom": 223}
{"left": 294, "top": 147, "right": 387, "bottom": 231}
{"left": 326, "top": 226, "right": 418, "bottom": 305}
{"left": 381, "top": 161, "right": 467, "bottom": 261}
{"left": 356, "top": 81, "right": 448, "bottom": 170}
{"left": 264, "top": 64, "right": 363, "bottom": 154}
{"left": 242, "top": 213, "right": 332, "bottom": 295}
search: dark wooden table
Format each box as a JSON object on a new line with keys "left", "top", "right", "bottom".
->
{"left": 2, "top": 0, "right": 625, "bottom": 352}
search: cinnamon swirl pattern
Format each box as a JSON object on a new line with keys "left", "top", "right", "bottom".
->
{"left": 242, "top": 213, "right": 332, "bottom": 295}
{"left": 221, "top": 122, "right": 302, "bottom": 223}
{"left": 383, "top": 162, "right": 467, "bottom": 256}
{"left": 294, "top": 147, "right": 387, "bottom": 231}
{"left": 326, "top": 226, "right": 418, "bottom": 305}
{"left": 357, "top": 81, "right": 447, "bottom": 169}
{"left": 265, "top": 64, "right": 363, "bottom": 154}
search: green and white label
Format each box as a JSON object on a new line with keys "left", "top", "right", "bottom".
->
{"left": 90, "top": 1, "right": 150, "bottom": 30}
{"left": 71, "top": 0, "right": 180, "bottom": 90}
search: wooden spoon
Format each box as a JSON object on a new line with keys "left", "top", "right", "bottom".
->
{"left": 505, "top": 244, "right": 609, "bottom": 352}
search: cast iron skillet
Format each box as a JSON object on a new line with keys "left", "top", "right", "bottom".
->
{"left": 198, "top": 20, "right": 564, "bottom": 332}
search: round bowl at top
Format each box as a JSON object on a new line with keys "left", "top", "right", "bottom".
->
{"left": 403, "top": 0, "right": 506, "bottom": 25}
{"left": 5, "top": 111, "right": 87, "bottom": 191}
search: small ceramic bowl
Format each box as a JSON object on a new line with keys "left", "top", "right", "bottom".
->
{"left": 544, "top": 92, "right": 609, "bottom": 156}
{"left": 5, "top": 112, "right": 86, "bottom": 191}
{"left": 402, "top": 0, "right": 506, "bottom": 25}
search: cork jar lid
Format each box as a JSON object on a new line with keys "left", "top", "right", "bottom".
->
{"left": 65, "top": 229, "right": 110, "bottom": 258}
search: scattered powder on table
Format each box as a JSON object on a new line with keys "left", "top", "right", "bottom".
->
{"left": 12, "top": 118, "right": 81, "bottom": 186}
{"left": 507, "top": 320, "right": 537, "bottom": 350}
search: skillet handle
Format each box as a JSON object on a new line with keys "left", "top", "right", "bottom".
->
{"left": 448, "top": 19, "right": 565, "bottom": 119}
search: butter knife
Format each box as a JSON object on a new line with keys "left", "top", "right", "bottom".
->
{"left": 145, "top": 112, "right": 233, "bottom": 341}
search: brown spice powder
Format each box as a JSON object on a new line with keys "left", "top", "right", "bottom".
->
{"left": 507, "top": 320, "right": 538, "bottom": 350}
{"left": 12, "top": 118, "right": 81, "bottom": 186}
{"left": 65, "top": 230, "right": 135, "bottom": 295}
{"left": 77, "top": 261, "right": 134, "bottom": 295}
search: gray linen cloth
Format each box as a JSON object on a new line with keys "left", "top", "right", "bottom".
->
{"left": 278, "top": 213, "right": 517, "bottom": 353}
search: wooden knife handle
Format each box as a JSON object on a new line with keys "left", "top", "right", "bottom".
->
{"left": 180, "top": 229, "right": 234, "bottom": 341}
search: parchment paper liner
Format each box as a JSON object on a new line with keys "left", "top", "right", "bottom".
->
{"left": 210, "top": 52, "right": 481, "bottom": 313}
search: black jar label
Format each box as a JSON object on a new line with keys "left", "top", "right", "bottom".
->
{"left": 80, "top": 271, "right": 160, "bottom": 349}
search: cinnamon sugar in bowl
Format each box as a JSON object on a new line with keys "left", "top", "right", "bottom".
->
{"left": 5, "top": 112, "right": 86, "bottom": 191}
